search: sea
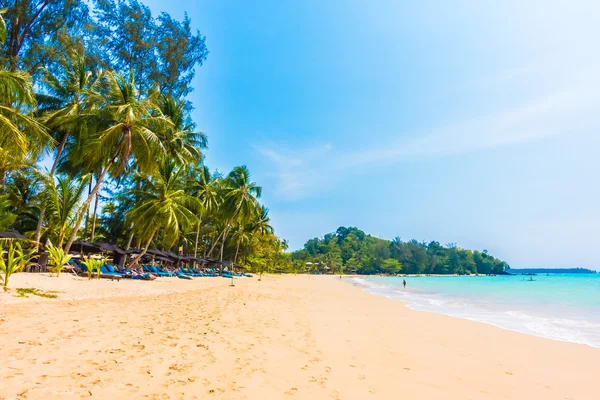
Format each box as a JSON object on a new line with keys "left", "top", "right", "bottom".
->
{"left": 351, "top": 274, "right": 600, "bottom": 348}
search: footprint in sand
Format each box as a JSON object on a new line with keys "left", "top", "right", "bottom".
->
{"left": 284, "top": 387, "right": 298, "bottom": 396}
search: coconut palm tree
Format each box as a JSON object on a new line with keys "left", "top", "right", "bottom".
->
{"left": 44, "top": 174, "right": 89, "bottom": 247}
{"left": 248, "top": 205, "right": 274, "bottom": 236}
{"left": 127, "top": 160, "right": 200, "bottom": 267}
{"left": 0, "top": 70, "right": 52, "bottom": 188}
{"left": 158, "top": 95, "right": 207, "bottom": 167}
{"left": 210, "top": 165, "right": 262, "bottom": 261}
{"left": 188, "top": 165, "right": 221, "bottom": 257}
{"left": 231, "top": 206, "right": 273, "bottom": 264}
{"left": 62, "top": 71, "right": 174, "bottom": 253}
{"left": 0, "top": 12, "right": 53, "bottom": 189}
{"left": 231, "top": 222, "right": 251, "bottom": 264}
{"left": 33, "top": 49, "right": 103, "bottom": 246}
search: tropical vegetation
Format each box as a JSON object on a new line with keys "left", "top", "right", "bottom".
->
{"left": 0, "top": 241, "right": 34, "bottom": 288}
{"left": 291, "top": 227, "right": 510, "bottom": 275}
{"left": 0, "top": 1, "right": 283, "bottom": 278}
{"left": 0, "top": 2, "right": 509, "bottom": 282}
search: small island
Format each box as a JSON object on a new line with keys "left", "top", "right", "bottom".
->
{"left": 289, "top": 226, "right": 509, "bottom": 275}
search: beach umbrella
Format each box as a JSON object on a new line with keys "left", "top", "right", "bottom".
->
{"left": 94, "top": 242, "right": 126, "bottom": 255}
{"left": 146, "top": 249, "right": 169, "bottom": 257}
{"left": 70, "top": 241, "right": 102, "bottom": 254}
{"left": 0, "top": 229, "right": 31, "bottom": 240}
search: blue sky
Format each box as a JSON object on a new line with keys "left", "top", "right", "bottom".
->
{"left": 142, "top": 0, "right": 600, "bottom": 269}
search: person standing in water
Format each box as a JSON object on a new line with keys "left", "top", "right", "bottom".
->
{"left": 403, "top": 279, "right": 406, "bottom": 288}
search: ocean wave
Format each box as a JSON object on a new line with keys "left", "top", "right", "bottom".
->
{"left": 350, "top": 277, "right": 600, "bottom": 348}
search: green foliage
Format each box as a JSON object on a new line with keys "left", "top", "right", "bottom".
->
{"left": 0, "top": 240, "right": 34, "bottom": 288}
{"left": 0, "top": 0, "right": 92, "bottom": 73}
{"left": 292, "top": 227, "right": 509, "bottom": 275}
{"left": 0, "top": 10, "right": 6, "bottom": 45}
{"left": 0, "top": 1, "right": 285, "bottom": 272}
{"left": 0, "top": 194, "right": 17, "bottom": 230}
{"left": 93, "top": 0, "right": 208, "bottom": 98}
{"left": 44, "top": 174, "right": 89, "bottom": 246}
{"left": 81, "top": 257, "right": 107, "bottom": 280}
{"left": 381, "top": 258, "right": 402, "bottom": 274}
{"left": 46, "top": 244, "right": 72, "bottom": 277}
{"left": 15, "top": 287, "right": 58, "bottom": 298}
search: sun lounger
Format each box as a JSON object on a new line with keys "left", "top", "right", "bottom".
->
{"left": 122, "top": 271, "right": 156, "bottom": 280}
{"left": 75, "top": 264, "right": 122, "bottom": 281}
{"left": 150, "top": 265, "right": 172, "bottom": 277}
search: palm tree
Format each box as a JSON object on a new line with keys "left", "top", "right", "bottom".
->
{"left": 0, "top": 194, "right": 16, "bottom": 230}
{"left": 230, "top": 222, "right": 251, "bottom": 264}
{"left": 44, "top": 174, "right": 89, "bottom": 247}
{"left": 62, "top": 71, "right": 173, "bottom": 253}
{"left": 210, "top": 165, "right": 262, "bottom": 261}
{"left": 33, "top": 49, "right": 103, "bottom": 246}
{"left": 249, "top": 205, "right": 274, "bottom": 236}
{"left": 188, "top": 165, "right": 221, "bottom": 257}
{"left": 233, "top": 205, "right": 273, "bottom": 264}
{"left": 0, "top": 12, "right": 52, "bottom": 189}
{"left": 3, "top": 169, "right": 42, "bottom": 234}
{"left": 127, "top": 161, "right": 200, "bottom": 267}
{"left": 158, "top": 95, "right": 207, "bottom": 167}
{"left": 0, "top": 71, "right": 52, "bottom": 188}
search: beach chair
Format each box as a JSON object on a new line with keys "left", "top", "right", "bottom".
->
{"left": 150, "top": 265, "right": 172, "bottom": 277}
{"left": 182, "top": 267, "right": 202, "bottom": 277}
{"left": 122, "top": 270, "right": 156, "bottom": 280}
{"left": 101, "top": 265, "right": 123, "bottom": 280}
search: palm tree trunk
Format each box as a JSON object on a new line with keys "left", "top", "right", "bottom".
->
{"left": 234, "top": 239, "right": 241, "bottom": 264}
{"left": 33, "top": 206, "right": 46, "bottom": 251}
{"left": 50, "top": 132, "right": 68, "bottom": 175}
{"left": 207, "top": 228, "right": 225, "bottom": 258}
{"left": 33, "top": 133, "right": 69, "bottom": 250}
{"left": 83, "top": 177, "right": 93, "bottom": 240}
{"left": 0, "top": 170, "right": 6, "bottom": 191}
{"left": 129, "top": 228, "right": 158, "bottom": 268}
{"left": 125, "top": 174, "right": 142, "bottom": 250}
{"left": 90, "top": 191, "right": 99, "bottom": 242}
{"left": 63, "top": 161, "right": 112, "bottom": 254}
{"left": 219, "top": 225, "right": 231, "bottom": 261}
{"left": 193, "top": 217, "right": 202, "bottom": 258}
{"left": 125, "top": 229, "right": 134, "bottom": 250}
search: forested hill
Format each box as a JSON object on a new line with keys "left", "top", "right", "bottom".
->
{"left": 290, "top": 227, "right": 509, "bottom": 275}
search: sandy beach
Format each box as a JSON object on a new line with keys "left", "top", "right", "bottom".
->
{"left": 1, "top": 274, "right": 598, "bottom": 399}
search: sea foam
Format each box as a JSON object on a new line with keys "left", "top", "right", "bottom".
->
{"left": 351, "top": 274, "right": 600, "bottom": 348}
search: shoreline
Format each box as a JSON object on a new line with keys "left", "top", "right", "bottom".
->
{"left": 350, "top": 274, "right": 600, "bottom": 349}
{"left": 1, "top": 274, "right": 598, "bottom": 399}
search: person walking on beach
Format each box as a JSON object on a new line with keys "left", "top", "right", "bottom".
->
{"left": 403, "top": 279, "right": 406, "bottom": 288}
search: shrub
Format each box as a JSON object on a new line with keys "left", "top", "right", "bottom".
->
{"left": 0, "top": 240, "right": 34, "bottom": 289}
{"left": 47, "top": 245, "right": 72, "bottom": 277}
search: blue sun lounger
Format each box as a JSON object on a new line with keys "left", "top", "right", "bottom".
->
{"left": 150, "top": 265, "right": 172, "bottom": 277}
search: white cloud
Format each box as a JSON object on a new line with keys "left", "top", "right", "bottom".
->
{"left": 256, "top": 142, "right": 334, "bottom": 200}
{"left": 259, "top": 65, "right": 600, "bottom": 201}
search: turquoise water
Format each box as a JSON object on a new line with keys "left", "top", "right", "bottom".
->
{"left": 352, "top": 274, "right": 600, "bottom": 347}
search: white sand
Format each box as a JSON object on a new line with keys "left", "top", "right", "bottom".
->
{"left": 0, "top": 273, "right": 598, "bottom": 399}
